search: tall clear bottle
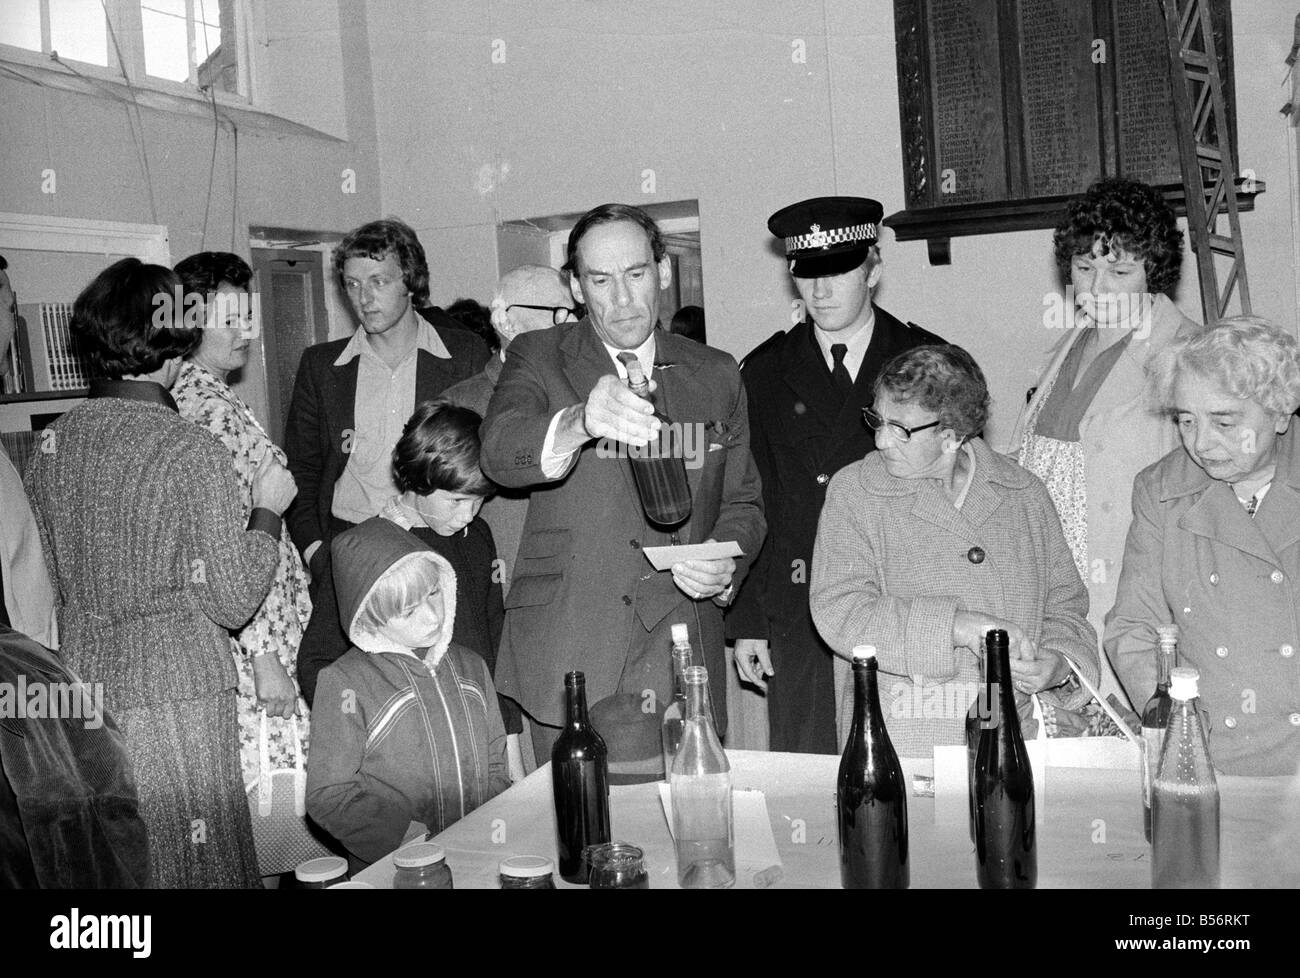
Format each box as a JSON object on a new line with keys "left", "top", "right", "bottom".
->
{"left": 1151, "top": 667, "right": 1220, "bottom": 889}
{"left": 973, "top": 629, "right": 1037, "bottom": 889}
{"left": 670, "top": 665, "right": 734, "bottom": 888}
{"left": 551, "top": 671, "right": 611, "bottom": 883}
{"left": 837, "top": 645, "right": 909, "bottom": 888}
{"left": 660, "top": 623, "right": 692, "bottom": 779}
{"left": 623, "top": 357, "right": 692, "bottom": 528}
{"left": 1141, "top": 624, "right": 1178, "bottom": 842}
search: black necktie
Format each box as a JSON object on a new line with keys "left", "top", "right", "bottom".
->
{"left": 831, "top": 343, "right": 852, "bottom": 398}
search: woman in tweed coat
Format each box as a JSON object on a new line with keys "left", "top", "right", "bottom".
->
{"left": 25, "top": 259, "right": 297, "bottom": 887}
{"left": 810, "top": 345, "right": 1098, "bottom": 755}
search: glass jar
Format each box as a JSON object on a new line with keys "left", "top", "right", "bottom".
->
{"left": 392, "top": 842, "right": 454, "bottom": 889}
{"left": 326, "top": 881, "right": 375, "bottom": 889}
{"left": 586, "top": 843, "right": 650, "bottom": 889}
{"left": 293, "top": 856, "right": 349, "bottom": 890}
{"left": 498, "top": 855, "right": 557, "bottom": 889}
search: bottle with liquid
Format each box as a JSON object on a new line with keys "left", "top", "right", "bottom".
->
{"left": 973, "top": 629, "right": 1037, "bottom": 889}
{"left": 837, "top": 645, "right": 909, "bottom": 888}
{"left": 1151, "top": 667, "right": 1220, "bottom": 889}
{"left": 1141, "top": 624, "right": 1179, "bottom": 843}
{"left": 670, "top": 665, "right": 734, "bottom": 888}
{"left": 551, "top": 671, "right": 611, "bottom": 883}
{"left": 661, "top": 623, "right": 693, "bottom": 779}
{"left": 623, "top": 357, "right": 692, "bottom": 528}
{"left": 964, "top": 634, "right": 988, "bottom": 845}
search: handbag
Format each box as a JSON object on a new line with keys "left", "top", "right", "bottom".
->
{"left": 246, "top": 712, "right": 333, "bottom": 877}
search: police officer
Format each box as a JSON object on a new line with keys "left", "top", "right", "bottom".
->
{"left": 728, "top": 196, "right": 943, "bottom": 753}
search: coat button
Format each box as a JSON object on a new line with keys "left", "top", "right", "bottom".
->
{"left": 967, "top": 547, "right": 986, "bottom": 564}
{"left": 1290, "top": 713, "right": 1300, "bottom": 727}
{"left": 1282, "top": 644, "right": 1295, "bottom": 658}
{"left": 629, "top": 539, "right": 641, "bottom": 549}
{"left": 1215, "top": 646, "right": 1228, "bottom": 658}
{"left": 1209, "top": 572, "right": 1219, "bottom": 585}
{"left": 1272, "top": 570, "right": 1285, "bottom": 584}
{"left": 1224, "top": 716, "right": 1237, "bottom": 729}
{"left": 816, "top": 473, "right": 830, "bottom": 485}
{"left": 621, "top": 595, "right": 633, "bottom": 606}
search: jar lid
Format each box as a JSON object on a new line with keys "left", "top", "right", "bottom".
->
{"left": 294, "top": 856, "right": 348, "bottom": 883}
{"left": 498, "top": 855, "right": 554, "bottom": 879}
{"left": 326, "top": 881, "right": 375, "bottom": 889}
{"left": 393, "top": 841, "right": 447, "bottom": 869}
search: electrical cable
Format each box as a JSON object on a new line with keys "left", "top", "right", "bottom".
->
{"left": 99, "top": 0, "right": 159, "bottom": 224}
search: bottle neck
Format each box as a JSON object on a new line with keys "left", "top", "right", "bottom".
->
{"left": 671, "top": 646, "right": 692, "bottom": 694}
{"left": 851, "top": 657, "right": 883, "bottom": 731}
{"left": 565, "top": 680, "right": 590, "bottom": 729}
{"left": 1155, "top": 640, "right": 1176, "bottom": 689}
{"left": 986, "top": 639, "right": 1015, "bottom": 720}
{"left": 685, "top": 676, "right": 714, "bottom": 725}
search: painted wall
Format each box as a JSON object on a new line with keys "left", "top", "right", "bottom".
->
{"left": 366, "top": 0, "right": 1300, "bottom": 446}
{"left": 0, "top": 0, "right": 382, "bottom": 426}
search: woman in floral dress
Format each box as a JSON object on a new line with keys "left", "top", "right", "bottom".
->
{"left": 172, "top": 253, "right": 313, "bottom": 862}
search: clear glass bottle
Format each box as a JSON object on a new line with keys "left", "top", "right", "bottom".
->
{"left": 661, "top": 622, "right": 693, "bottom": 779}
{"left": 1151, "top": 667, "right": 1220, "bottom": 889}
{"left": 973, "top": 629, "right": 1037, "bottom": 889}
{"left": 392, "top": 842, "right": 454, "bottom": 889}
{"left": 623, "top": 357, "right": 692, "bottom": 527}
{"left": 670, "top": 665, "right": 734, "bottom": 888}
{"left": 837, "top": 645, "right": 909, "bottom": 888}
{"left": 551, "top": 671, "right": 611, "bottom": 884}
{"left": 1141, "top": 624, "right": 1178, "bottom": 843}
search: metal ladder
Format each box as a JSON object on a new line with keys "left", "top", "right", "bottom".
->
{"left": 1161, "top": 0, "right": 1252, "bottom": 324}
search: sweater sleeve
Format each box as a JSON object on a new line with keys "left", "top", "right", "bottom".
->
{"left": 181, "top": 435, "right": 280, "bottom": 632}
{"left": 305, "top": 660, "right": 413, "bottom": 865}
{"left": 809, "top": 471, "right": 963, "bottom": 683}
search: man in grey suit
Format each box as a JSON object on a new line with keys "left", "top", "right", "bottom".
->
{"left": 480, "top": 203, "right": 766, "bottom": 759}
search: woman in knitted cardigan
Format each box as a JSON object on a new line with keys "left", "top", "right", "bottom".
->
{"left": 25, "top": 259, "right": 297, "bottom": 888}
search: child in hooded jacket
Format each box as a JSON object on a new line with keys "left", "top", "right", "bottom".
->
{"left": 306, "top": 517, "right": 511, "bottom": 870}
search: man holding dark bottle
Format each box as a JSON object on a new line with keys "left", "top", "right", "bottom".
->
{"left": 480, "top": 203, "right": 766, "bottom": 761}
{"left": 729, "top": 197, "right": 943, "bottom": 754}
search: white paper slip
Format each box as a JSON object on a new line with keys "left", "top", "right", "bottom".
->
{"left": 658, "top": 783, "right": 784, "bottom": 888}
{"left": 643, "top": 540, "right": 743, "bottom": 571}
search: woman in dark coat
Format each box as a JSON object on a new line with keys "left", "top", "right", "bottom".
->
{"left": 25, "top": 258, "right": 297, "bottom": 887}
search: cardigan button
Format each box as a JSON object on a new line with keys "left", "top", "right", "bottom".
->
{"left": 1224, "top": 717, "right": 1237, "bottom": 729}
{"left": 1215, "top": 646, "right": 1228, "bottom": 658}
{"left": 1282, "top": 645, "right": 1295, "bottom": 658}
{"left": 816, "top": 473, "right": 830, "bottom": 485}
{"left": 967, "top": 547, "right": 986, "bottom": 564}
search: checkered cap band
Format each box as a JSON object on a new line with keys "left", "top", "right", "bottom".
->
{"left": 785, "top": 222, "right": 877, "bottom": 253}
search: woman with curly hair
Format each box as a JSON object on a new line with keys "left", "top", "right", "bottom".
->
{"left": 1008, "top": 176, "right": 1201, "bottom": 719}
{"left": 1106, "top": 317, "right": 1300, "bottom": 774}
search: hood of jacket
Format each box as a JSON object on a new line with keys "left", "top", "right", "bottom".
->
{"left": 331, "top": 517, "right": 457, "bottom": 663}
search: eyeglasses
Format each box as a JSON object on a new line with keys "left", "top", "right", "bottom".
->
{"left": 506, "top": 304, "right": 578, "bottom": 325}
{"left": 862, "top": 406, "right": 942, "bottom": 443}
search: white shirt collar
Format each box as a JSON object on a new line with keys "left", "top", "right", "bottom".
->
{"left": 603, "top": 331, "right": 658, "bottom": 380}
{"left": 333, "top": 312, "right": 452, "bottom": 367}
{"left": 812, "top": 306, "right": 875, "bottom": 377}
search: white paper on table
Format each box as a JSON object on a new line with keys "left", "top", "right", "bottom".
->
{"left": 642, "top": 540, "right": 743, "bottom": 572}
{"left": 658, "top": 783, "right": 784, "bottom": 888}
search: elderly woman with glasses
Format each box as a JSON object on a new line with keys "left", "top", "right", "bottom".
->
{"left": 1106, "top": 317, "right": 1300, "bottom": 776}
{"left": 810, "top": 344, "right": 1099, "bottom": 753}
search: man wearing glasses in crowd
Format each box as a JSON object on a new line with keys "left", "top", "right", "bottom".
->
{"left": 445, "top": 264, "right": 580, "bottom": 594}
{"left": 728, "top": 196, "right": 943, "bottom": 754}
